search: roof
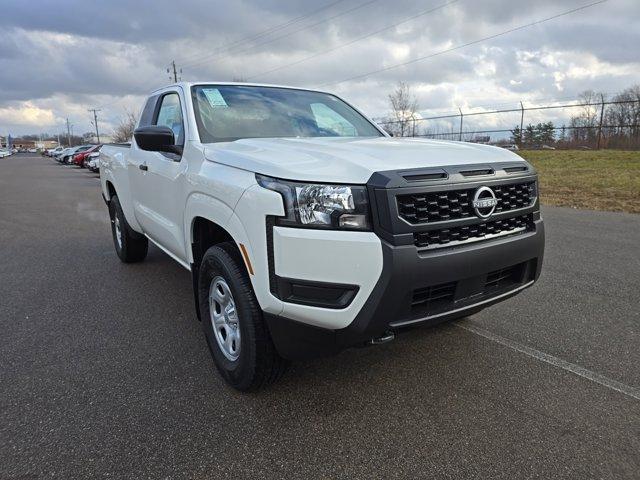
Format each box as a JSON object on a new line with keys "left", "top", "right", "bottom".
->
{"left": 150, "top": 81, "right": 332, "bottom": 96}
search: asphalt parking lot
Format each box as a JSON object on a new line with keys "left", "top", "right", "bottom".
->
{"left": 1, "top": 154, "right": 639, "bottom": 479}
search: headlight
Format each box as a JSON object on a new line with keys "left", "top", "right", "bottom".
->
{"left": 257, "top": 175, "right": 371, "bottom": 231}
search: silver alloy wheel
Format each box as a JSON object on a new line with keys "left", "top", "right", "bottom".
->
{"left": 209, "top": 276, "right": 241, "bottom": 361}
{"left": 114, "top": 216, "right": 123, "bottom": 249}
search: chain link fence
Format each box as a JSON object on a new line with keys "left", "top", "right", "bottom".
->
{"left": 376, "top": 98, "right": 640, "bottom": 150}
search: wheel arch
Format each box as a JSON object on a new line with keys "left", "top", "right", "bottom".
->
{"left": 105, "top": 180, "right": 116, "bottom": 200}
{"left": 187, "top": 210, "right": 254, "bottom": 321}
{"left": 191, "top": 216, "right": 237, "bottom": 269}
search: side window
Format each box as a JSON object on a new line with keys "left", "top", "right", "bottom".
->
{"left": 138, "top": 95, "right": 158, "bottom": 128}
{"left": 310, "top": 102, "right": 357, "bottom": 136}
{"left": 155, "top": 93, "right": 184, "bottom": 146}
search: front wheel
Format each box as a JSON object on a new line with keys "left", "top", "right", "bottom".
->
{"left": 198, "top": 243, "right": 288, "bottom": 391}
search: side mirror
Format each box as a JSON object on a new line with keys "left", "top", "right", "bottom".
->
{"left": 134, "top": 126, "right": 182, "bottom": 155}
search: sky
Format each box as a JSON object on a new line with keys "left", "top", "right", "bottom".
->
{"left": 0, "top": 0, "right": 639, "bottom": 139}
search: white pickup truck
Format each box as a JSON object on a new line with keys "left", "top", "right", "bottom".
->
{"left": 101, "top": 82, "right": 544, "bottom": 391}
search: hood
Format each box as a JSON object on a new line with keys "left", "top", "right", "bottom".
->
{"left": 203, "top": 137, "right": 526, "bottom": 184}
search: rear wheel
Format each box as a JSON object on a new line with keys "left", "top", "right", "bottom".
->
{"left": 108, "top": 195, "right": 148, "bottom": 263}
{"left": 198, "top": 242, "right": 288, "bottom": 391}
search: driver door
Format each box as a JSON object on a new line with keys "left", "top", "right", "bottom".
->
{"left": 129, "top": 91, "right": 188, "bottom": 262}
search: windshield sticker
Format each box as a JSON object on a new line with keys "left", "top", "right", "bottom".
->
{"left": 202, "top": 88, "right": 229, "bottom": 108}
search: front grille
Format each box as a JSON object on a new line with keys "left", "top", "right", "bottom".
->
{"left": 493, "top": 182, "right": 537, "bottom": 213}
{"left": 411, "top": 281, "right": 456, "bottom": 317}
{"left": 397, "top": 181, "right": 536, "bottom": 224}
{"left": 485, "top": 264, "right": 525, "bottom": 292}
{"left": 407, "top": 261, "right": 531, "bottom": 319}
{"left": 412, "top": 282, "right": 456, "bottom": 308}
{"left": 414, "top": 214, "right": 534, "bottom": 249}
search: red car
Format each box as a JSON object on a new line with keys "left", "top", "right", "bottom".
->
{"left": 73, "top": 144, "right": 102, "bottom": 167}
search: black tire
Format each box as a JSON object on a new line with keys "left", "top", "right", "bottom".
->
{"left": 108, "top": 195, "right": 148, "bottom": 263}
{"left": 198, "top": 242, "right": 288, "bottom": 391}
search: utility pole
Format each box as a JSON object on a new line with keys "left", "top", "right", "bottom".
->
{"left": 168, "top": 61, "right": 181, "bottom": 82}
{"left": 596, "top": 93, "right": 605, "bottom": 150}
{"left": 88, "top": 108, "right": 101, "bottom": 143}
{"left": 519, "top": 101, "right": 525, "bottom": 146}
{"left": 65, "top": 118, "right": 72, "bottom": 147}
{"left": 458, "top": 108, "right": 463, "bottom": 142}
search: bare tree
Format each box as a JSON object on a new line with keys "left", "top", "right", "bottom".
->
{"left": 604, "top": 85, "right": 640, "bottom": 147}
{"left": 387, "top": 82, "right": 419, "bottom": 137}
{"left": 569, "top": 90, "right": 603, "bottom": 145}
{"left": 112, "top": 111, "right": 137, "bottom": 143}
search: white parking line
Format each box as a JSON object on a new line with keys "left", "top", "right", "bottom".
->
{"left": 456, "top": 322, "right": 640, "bottom": 401}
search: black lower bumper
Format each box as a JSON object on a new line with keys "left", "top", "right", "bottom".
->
{"left": 265, "top": 218, "right": 544, "bottom": 360}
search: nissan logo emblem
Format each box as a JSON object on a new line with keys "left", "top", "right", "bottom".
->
{"left": 472, "top": 186, "right": 498, "bottom": 218}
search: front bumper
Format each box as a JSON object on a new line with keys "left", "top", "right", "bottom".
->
{"left": 266, "top": 216, "right": 544, "bottom": 360}
{"left": 264, "top": 163, "right": 545, "bottom": 360}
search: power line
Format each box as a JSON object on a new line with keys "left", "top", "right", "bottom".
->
{"left": 406, "top": 91, "right": 620, "bottom": 119}
{"left": 181, "top": 0, "right": 379, "bottom": 70}
{"left": 178, "top": 0, "right": 349, "bottom": 66}
{"left": 318, "top": 0, "right": 609, "bottom": 88}
{"left": 380, "top": 98, "right": 640, "bottom": 125}
{"left": 246, "top": 0, "right": 458, "bottom": 81}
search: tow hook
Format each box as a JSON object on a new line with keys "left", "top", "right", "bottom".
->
{"left": 369, "top": 330, "right": 395, "bottom": 345}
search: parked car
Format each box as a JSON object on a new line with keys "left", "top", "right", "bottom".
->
{"left": 531, "top": 144, "right": 556, "bottom": 150}
{"left": 101, "top": 82, "right": 544, "bottom": 391}
{"left": 58, "top": 145, "right": 91, "bottom": 164}
{"left": 55, "top": 148, "right": 73, "bottom": 163}
{"left": 57, "top": 147, "right": 81, "bottom": 163}
{"left": 46, "top": 146, "right": 63, "bottom": 157}
{"left": 0, "top": 148, "right": 12, "bottom": 158}
{"left": 73, "top": 144, "right": 102, "bottom": 167}
{"left": 86, "top": 152, "right": 101, "bottom": 173}
{"left": 502, "top": 144, "right": 519, "bottom": 151}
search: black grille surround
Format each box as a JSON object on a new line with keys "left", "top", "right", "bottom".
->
{"left": 396, "top": 180, "right": 536, "bottom": 224}
{"left": 366, "top": 164, "right": 541, "bottom": 251}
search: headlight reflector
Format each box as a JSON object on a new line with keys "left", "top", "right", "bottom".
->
{"left": 257, "top": 175, "right": 371, "bottom": 230}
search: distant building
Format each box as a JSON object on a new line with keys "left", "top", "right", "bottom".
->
{"left": 37, "top": 140, "right": 59, "bottom": 149}
{"left": 11, "top": 139, "right": 59, "bottom": 150}
{"left": 11, "top": 139, "right": 38, "bottom": 149}
{"left": 86, "top": 134, "right": 114, "bottom": 144}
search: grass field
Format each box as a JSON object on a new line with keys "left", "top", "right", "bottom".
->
{"left": 517, "top": 150, "right": 640, "bottom": 214}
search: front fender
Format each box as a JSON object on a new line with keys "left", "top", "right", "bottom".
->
{"left": 185, "top": 184, "right": 286, "bottom": 317}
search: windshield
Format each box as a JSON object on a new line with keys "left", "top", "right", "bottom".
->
{"left": 191, "top": 85, "right": 382, "bottom": 143}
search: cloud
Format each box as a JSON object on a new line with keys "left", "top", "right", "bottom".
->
{"left": 0, "top": 0, "right": 638, "bottom": 136}
{"left": 0, "top": 103, "right": 57, "bottom": 127}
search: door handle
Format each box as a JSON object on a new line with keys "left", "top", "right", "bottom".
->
{"left": 139, "top": 163, "right": 148, "bottom": 171}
